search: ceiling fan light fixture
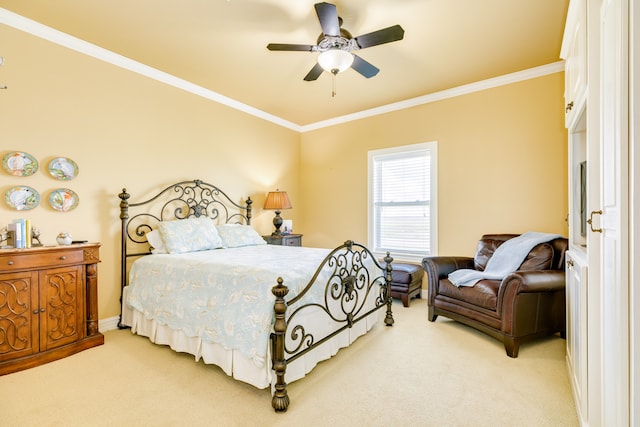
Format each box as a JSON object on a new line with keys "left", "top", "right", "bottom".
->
{"left": 317, "top": 48, "right": 353, "bottom": 74}
{"left": 266, "top": 2, "right": 404, "bottom": 82}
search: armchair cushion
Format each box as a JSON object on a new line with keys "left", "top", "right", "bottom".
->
{"left": 519, "top": 243, "right": 554, "bottom": 270}
{"left": 438, "top": 279, "right": 500, "bottom": 311}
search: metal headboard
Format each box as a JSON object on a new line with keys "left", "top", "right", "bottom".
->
{"left": 118, "top": 179, "right": 252, "bottom": 325}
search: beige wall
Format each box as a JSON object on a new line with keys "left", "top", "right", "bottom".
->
{"left": 0, "top": 26, "right": 300, "bottom": 320}
{"left": 1, "top": 24, "right": 568, "bottom": 322}
{"left": 299, "top": 73, "right": 568, "bottom": 255}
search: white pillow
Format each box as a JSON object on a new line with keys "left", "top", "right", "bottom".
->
{"left": 157, "top": 217, "right": 223, "bottom": 254}
{"left": 146, "top": 230, "right": 167, "bottom": 254}
{"left": 216, "top": 224, "right": 266, "bottom": 248}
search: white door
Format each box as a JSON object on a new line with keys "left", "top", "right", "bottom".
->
{"left": 598, "top": 0, "right": 629, "bottom": 424}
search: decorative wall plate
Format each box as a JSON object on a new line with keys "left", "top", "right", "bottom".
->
{"left": 48, "top": 157, "right": 79, "bottom": 180}
{"left": 2, "top": 151, "right": 39, "bottom": 177}
{"left": 5, "top": 186, "right": 40, "bottom": 210}
{"left": 49, "top": 188, "right": 79, "bottom": 212}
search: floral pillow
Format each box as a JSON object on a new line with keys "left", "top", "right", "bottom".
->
{"left": 157, "top": 217, "right": 223, "bottom": 254}
{"left": 216, "top": 224, "right": 266, "bottom": 248}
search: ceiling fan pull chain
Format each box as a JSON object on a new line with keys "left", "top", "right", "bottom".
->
{"left": 331, "top": 69, "right": 338, "bottom": 97}
{"left": 332, "top": 73, "right": 336, "bottom": 97}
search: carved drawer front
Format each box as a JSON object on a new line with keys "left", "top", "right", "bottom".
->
{"left": 0, "top": 250, "right": 84, "bottom": 271}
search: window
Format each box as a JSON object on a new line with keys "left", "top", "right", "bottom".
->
{"left": 368, "top": 142, "right": 437, "bottom": 262}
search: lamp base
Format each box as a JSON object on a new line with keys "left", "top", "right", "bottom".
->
{"left": 271, "top": 210, "right": 283, "bottom": 236}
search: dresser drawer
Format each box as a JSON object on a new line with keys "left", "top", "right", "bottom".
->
{"left": 0, "top": 249, "right": 84, "bottom": 271}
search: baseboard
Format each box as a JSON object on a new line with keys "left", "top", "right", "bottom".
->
{"left": 99, "top": 316, "right": 121, "bottom": 332}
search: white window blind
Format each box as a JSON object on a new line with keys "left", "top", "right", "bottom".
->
{"left": 368, "top": 142, "right": 437, "bottom": 261}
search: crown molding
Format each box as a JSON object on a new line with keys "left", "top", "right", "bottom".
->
{"left": 0, "top": 8, "right": 301, "bottom": 131}
{"left": 300, "top": 61, "right": 565, "bottom": 132}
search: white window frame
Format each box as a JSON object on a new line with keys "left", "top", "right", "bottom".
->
{"left": 367, "top": 141, "right": 438, "bottom": 263}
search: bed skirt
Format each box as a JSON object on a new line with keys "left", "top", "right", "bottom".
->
{"left": 121, "top": 286, "right": 380, "bottom": 390}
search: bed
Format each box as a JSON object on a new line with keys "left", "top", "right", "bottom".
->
{"left": 117, "top": 179, "right": 394, "bottom": 412}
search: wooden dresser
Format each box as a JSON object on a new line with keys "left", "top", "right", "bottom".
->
{"left": 0, "top": 243, "right": 104, "bottom": 375}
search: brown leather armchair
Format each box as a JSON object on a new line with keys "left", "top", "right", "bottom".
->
{"left": 421, "top": 234, "right": 568, "bottom": 357}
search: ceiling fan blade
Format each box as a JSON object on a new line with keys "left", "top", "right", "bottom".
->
{"left": 351, "top": 55, "right": 380, "bottom": 78}
{"left": 303, "top": 63, "right": 325, "bottom": 81}
{"left": 315, "top": 2, "right": 340, "bottom": 36}
{"left": 267, "top": 43, "right": 316, "bottom": 52}
{"left": 354, "top": 24, "right": 405, "bottom": 49}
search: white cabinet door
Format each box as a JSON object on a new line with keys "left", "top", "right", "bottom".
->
{"left": 598, "top": 0, "right": 629, "bottom": 424}
{"left": 562, "top": 0, "right": 588, "bottom": 128}
{"left": 565, "top": 251, "right": 589, "bottom": 423}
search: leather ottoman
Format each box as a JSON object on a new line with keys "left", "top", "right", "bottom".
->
{"left": 383, "top": 262, "right": 424, "bottom": 307}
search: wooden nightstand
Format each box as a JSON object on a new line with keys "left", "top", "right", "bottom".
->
{"left": 263, "top": 234, "right": 302, "bottom": 247}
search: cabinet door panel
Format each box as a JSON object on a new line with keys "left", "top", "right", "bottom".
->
{"left": 39, "top": 265, "right": 84, "bottom": 351}
{"left": 0, "top": 271, "right": 39, "bottom": 361}
{"left": 566, "top": 252, "right": 588, "bottom": 419}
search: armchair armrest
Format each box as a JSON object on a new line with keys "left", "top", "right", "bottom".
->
{"left": 421, "top": 256, "right": 474, "bottom": 280}
{"left": 422, "top": 256, "right": 475, "bottom": 319}
{"left": 498, "top": 270, "right": 566, "bottom": 339}
{"left": 501, "top": 270, "right": 566, "bottom": 293}
{"left": 498, "top": 270, "right": 566, "bottom": 313}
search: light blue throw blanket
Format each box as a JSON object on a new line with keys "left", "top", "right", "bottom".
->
{"left": 448, "top": 232, "right": 562, "bottom": 287}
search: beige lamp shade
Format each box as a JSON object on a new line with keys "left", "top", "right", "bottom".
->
{"left": 264, "top": 191, "right": 292, "bottom": 210}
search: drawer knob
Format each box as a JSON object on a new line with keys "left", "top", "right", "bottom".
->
{"left": 7, "top": 260, "right": 14, "bottom": 265}
{"left": 60, "top": 256, "right": 66, "bottom": 260}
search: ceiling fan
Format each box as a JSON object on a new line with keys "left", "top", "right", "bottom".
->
{"left": 267, "top": 2, "right": 404, "bottom": 83}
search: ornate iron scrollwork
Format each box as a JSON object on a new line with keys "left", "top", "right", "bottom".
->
{"left": 277, "top": 240, "right": 393, "bottom": 359}
{"left": 118, "top": 179, "right": 253, "bottom": 329}
{"left": 270, "top": 240, "right": 394, "bottom": 412}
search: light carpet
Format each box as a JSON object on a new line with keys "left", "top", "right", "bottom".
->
{"left": 0, "top": 298, "right": 578, "bottom": 426}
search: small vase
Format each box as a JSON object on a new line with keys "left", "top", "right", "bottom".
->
{"left": 57, "top": 232, "right": 72, "bottom": 245}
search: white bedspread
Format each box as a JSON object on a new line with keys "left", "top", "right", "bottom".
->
{"left": 126, "top": 245, "right": 338, "bottom": 368}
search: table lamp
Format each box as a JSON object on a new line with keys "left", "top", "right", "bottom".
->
{"left": 264, "top": 190, "right": 292, "bottom": 236}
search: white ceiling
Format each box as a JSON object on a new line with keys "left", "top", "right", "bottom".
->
{"left": 0, "top": 1, "right": 569, "bottom": 128}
